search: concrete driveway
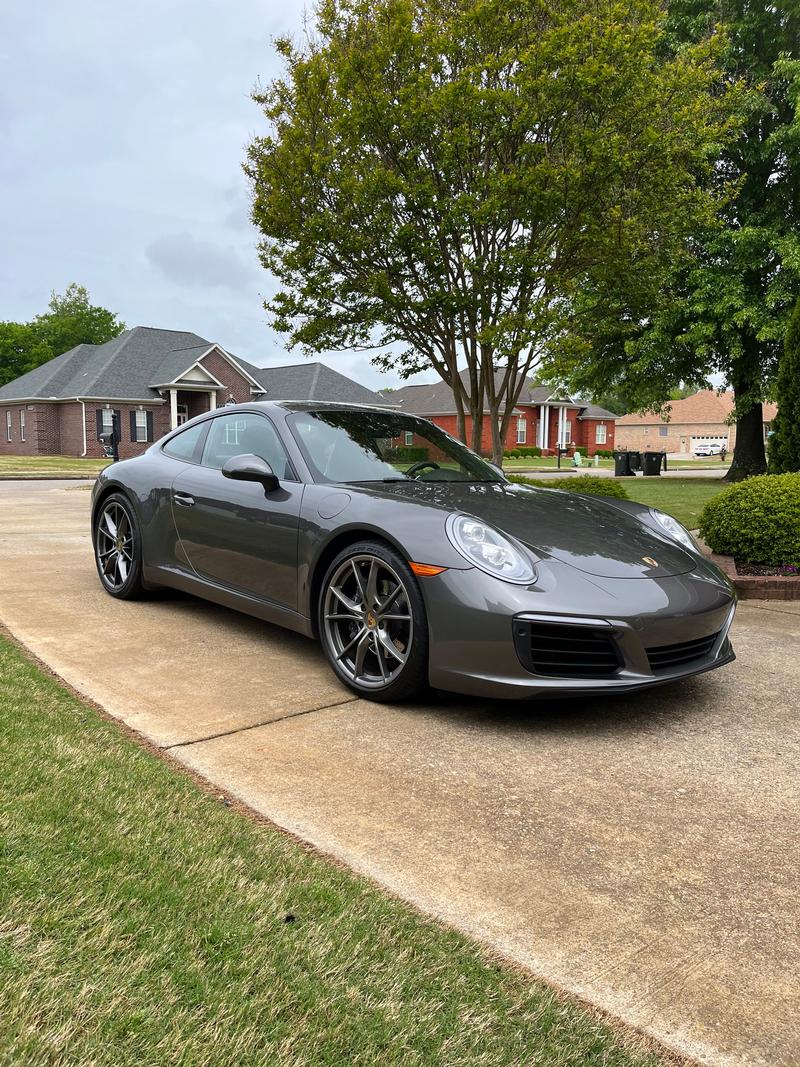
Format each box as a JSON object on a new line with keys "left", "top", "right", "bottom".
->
{"left": 1, "top": 479, "right": 798, "bottom": 1067}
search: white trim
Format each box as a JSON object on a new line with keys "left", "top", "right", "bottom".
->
{"left": 170, "top": 389, "right": 178, "bottom": 431}
{"left": 80, "top": 400, "right": 87, "bottom": 456}
{"left": 199, "top": 344, "right": 264, "bottom": 391}
{"left": 209, "top": 389, "right": 217, "bottom": 411}
{"left": 155, "top": 358, "right": 226, "bottom": 390}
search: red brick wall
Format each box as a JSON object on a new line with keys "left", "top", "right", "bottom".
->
{"left": 425, "top": 411, "right": 535, "bottom": 454}
{"left": 0, "top": 404, "right": 62, "bottom": 456}
{"left": 57, "top": 402, "right": 170, "bottom": 460}
{"left": 199, "top": 350, "right": 254, "bottom": 404}
{"left": 418, "top": 407, "right": 616, "bottom": 457}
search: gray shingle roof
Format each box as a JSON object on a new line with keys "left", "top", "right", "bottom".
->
{"left": 390, "top": 370, "right": 580, "bottom": 415}
{"left": 578, "top": 402, "right": 619, "bottom": 420}
{"left": 0, "top": 326, "right": 390, "bottom": 408}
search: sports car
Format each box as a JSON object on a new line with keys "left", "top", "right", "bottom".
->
{"left": 91, "top": 401, "right": 736, "bottom": 702}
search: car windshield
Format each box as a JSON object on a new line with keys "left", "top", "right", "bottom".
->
{"left": 287, "top": 409, "right": 503, "bottom": 485}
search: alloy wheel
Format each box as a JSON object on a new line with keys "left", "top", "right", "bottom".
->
{"left": 322, "top": 554, "right": 413, "bottom": 690}
{"left": 96, "top": 500, "right": 134, "bottom": 591}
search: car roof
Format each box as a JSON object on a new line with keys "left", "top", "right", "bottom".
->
{"left": 245, "top": 400, "right": 410, "bottom": 416}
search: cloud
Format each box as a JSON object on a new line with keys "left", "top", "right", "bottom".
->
{"left": 145, "top": 232, "right": 257, "bottom": 291}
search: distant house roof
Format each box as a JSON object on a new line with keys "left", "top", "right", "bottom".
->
{"left": 616, "top": 390, "right": 778, "bottom": 427}
{"left": 390, "top": 369, "right": 616, "bottom": 419}
{"left": 0, "top": 326, "right": 390, "bottom": 408}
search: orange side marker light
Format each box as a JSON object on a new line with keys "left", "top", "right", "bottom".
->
{"left": 409, "top": 562, "right": 446, "bottom": 577}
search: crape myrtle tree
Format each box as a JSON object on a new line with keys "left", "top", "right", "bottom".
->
{"left": 769, "top": 297, "right": 800, "bottom": 473}
{"left": 247, "top": 0, "right": 735, "bottom": 463}
{"left": 564, "top": 0, "right": 800, "bottom": 480}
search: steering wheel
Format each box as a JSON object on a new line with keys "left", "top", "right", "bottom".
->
{"left": 405, "top": 460, "right": 441, "bottom": 479}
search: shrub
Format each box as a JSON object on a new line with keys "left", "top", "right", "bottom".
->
{"left": 594, "top": 449, "right": 613, "bottom": 459}
{"left": 573, "top": 446, "right": 588, "bottom": 457}
{"left": 507, "top": 474, "right": 629, "bottom": 499}
{"left": 699, "top": 472, "right": 800, "bottom": 566}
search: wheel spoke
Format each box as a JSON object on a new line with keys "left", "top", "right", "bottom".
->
{"left": 103, "top": 510, "right": 117, "bottom": 538}
{"left": 376, "top": 626, "right": 407, "bottom": 664}
{"left": 375, "top": 584, "right": 403, "bottom": 618}
{"left": 379, "top": 613, "right": 411, "bottom": 622}
{"left": 325, "top": 612, "right": 361, "bottom": 622}
{"left": 365, "top": 558, "right": 379, "bottom": 609}
{"left": 336, "top": 626, "right": 366, "bottom": 662}
{"left": 102, "top": 551, "right": 117, "bottom": 577}
{"left": 330, "top": 585, "right": 361, "bottom": 615}
{"left": 373, "top": 633, "right": 388, "bottom": 681}
{"left": 352, "top": 631, "right": 371, "bottom": 678}
{"left": 351, "top": 560, "right": 367, "bottom": 603}
{"left": 116, "top": 554, "right": 128, "bottom": 584}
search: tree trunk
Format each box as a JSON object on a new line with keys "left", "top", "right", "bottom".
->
{"left": 490, "top": 408, "right": 504, "bottom": 466}
{"left": 726, "top": 400, "right": 767, "bottom": 481}
{"left": 726, "top": 350, "right": 767, "bottom": 481}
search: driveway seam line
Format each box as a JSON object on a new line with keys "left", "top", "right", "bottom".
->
{"left": 163, "top": 696, "right": 360, "bottom": 749}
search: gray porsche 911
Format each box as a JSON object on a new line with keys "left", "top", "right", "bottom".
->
{"left": 91, "top": 401, "right": 736, "bottom": 702}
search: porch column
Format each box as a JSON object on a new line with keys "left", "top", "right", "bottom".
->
{"left": 209, "top": 389, "right": 217, "bottom": 411}
{"left": 169, "top": 388, "right": 178, "bottom": 430}
{"left": 538, "top": 405, "right": 548, "bottom": 449}
{"left": 557, "top": 407, "right": 565, "bottom": 448}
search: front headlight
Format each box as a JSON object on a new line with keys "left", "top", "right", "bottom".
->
{"left": 649, "top": 509, "right": 699, "bottom": 553}
{"left": 446, "top": 514, "right": 537, "bottom": 584}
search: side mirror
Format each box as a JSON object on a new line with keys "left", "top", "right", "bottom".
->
{"left": 222, "top": 453, "right": 279, "bottom": 493}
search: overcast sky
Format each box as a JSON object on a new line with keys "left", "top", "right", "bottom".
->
{"left": 0, "top": 0, "right": 436, "bottom": 390}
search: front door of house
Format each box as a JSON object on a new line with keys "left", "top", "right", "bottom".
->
{"left": 170, "top": 410, "right": 303, "bottom": 610}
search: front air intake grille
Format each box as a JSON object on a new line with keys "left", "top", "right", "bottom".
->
{"left": 646, "top": 632, "right": 720, "bottom": 673}
{"left": 514, "top": 621, "right": 621, "bottom": 679}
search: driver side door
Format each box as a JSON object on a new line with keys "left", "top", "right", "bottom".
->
{"left": 170, "top": 411, "right": 304, "bottom": 610}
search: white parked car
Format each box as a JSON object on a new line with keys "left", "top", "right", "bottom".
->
{"left": 693, "top": 442, "right": 724, "bottom": 457}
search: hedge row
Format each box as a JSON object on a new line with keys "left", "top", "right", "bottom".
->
{"left": 507, "top": 474, "right": 629, "bottom": 500}
{"left": 503, "top": 446, "right": 542, "bottom": 459}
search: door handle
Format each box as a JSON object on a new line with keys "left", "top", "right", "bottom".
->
{"left": 173, "top": 492, "right": 195, "bottom": 507}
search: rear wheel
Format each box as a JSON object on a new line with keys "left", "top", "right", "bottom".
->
{"left": 318, "top": 540, "right": 428, "bottom": 702}
{"left": 93, "top": 492, "right": 145, "bottom": 599}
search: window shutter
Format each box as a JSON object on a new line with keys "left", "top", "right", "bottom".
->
{"left": 130, "top": 412, "right": 137, "bottom": 441}
{"left": 95, "top": 409, "right": 103, "bottom": 440}
{"left": 146, "top": 411, "right": 154, "bottom": 442}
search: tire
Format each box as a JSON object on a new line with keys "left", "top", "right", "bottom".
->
{"left": 93, "top": 492, "right": 146, "bottom": 600}
{"left": 318, "top": 540, "right": 429, "bottom": 702}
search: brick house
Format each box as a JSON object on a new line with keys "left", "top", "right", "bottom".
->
{"left": 0, "top": 326, "right": 390, "bottom": 460}
{"left": 615, "top": 390, "right": 778, "bottom": 455}
{"left": 389, "top": 371, "right": 618, "bottom": 456}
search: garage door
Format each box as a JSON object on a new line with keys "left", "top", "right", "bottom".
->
{"left": 691, "top": 435, "right": 728, "bottom": 449}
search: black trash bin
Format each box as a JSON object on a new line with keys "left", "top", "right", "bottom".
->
{"left": 627, "top": 450, "right": 642, "bottom": 471}
{"left": 641, "top": 450, "right": 665, "bottom": 476}
{"left": 613, "top": 450, "right": 633, "bottom": 477}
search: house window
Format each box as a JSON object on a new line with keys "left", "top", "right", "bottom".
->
{"left": 563, "top": 420, "right": 572, "bottom": 445}
{"left": 516, "top": 416, "right": 526, "bottom": 444}
{"left": 177, "top": 404, "right": 189, "bottom": 426}
{"left": 659, "top": 425, "right": 668, "bottom": 437}
{"left": 5, "top": 411, "right": 11, "bottom": 442}
{"left": 19, "top": 409, "right": 25, "bottom": 442}
{"left": 135, "top": 410, "right": 148, "bottom": 443}
{"left": 101, "top": 408, "right": 114, "bottom": 434}
{"left": 595, "top": 423, "right": 607, "bottom": 444}
{"left": 404, "top": 430, "right": 414, "bottom": 446}
{"left": 643, "top": 427, "right": 649, "bottom": 435}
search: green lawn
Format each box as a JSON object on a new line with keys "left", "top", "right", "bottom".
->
{"left": 0, "top": 454, "right": 109, "bottom": 477}
{"left": 625, "top": 478, "right": 727, "bottom": 528}
{"left": 0, "top": 635, "right": 663, "bottom": 1067}
{"left": 502, "top": 456, "right": 729, "bottom": 472}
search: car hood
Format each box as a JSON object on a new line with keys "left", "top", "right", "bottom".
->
{"left": 354, "top": 480, "right": 696, "bottom": 579}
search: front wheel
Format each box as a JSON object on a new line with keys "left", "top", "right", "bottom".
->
{"left": 318, "top": 541, "right": 429, "bottom": 702}
{"left": 93, "top": 492, "right": 146, "bottom": 599}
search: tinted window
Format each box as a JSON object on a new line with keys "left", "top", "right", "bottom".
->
{"left": 162, "top": 421, "right": 206, "bottom": 462}
{"left": 202, "top": 412, "right": 293, "bottom": 479}
{"left": 287, "top": 409, "right": 502, "bottom": 484}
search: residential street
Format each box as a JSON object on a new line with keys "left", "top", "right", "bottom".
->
{"left": 1, "top": 479, "right": 798, "bottom": 1067}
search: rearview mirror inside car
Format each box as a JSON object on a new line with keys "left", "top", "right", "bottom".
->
{"left": 221, "top": 453, "right": 279, "bottom": 494}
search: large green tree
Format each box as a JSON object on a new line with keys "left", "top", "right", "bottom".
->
{"left": 247, "top": 0, "right": 736, "bottom": 462}
{"left": 769, "top": 298, "right": 800, "bottom": 473}
{"left": 0, "top": 284, "right": 125, "bottom": 387}
{"left": 564, "top": 0, "right": 800, "bottom": 480}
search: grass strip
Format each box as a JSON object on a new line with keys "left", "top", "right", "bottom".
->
{"left": 0, "top": 635, "right": 666, "bottom": 1067}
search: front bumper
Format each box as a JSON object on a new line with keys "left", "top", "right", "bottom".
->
{"left": 423, "top": 556, "right": 737, "bottom": 700}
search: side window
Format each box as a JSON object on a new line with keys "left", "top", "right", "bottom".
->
{"left": 162, "top": 421, "right": 207, "bottom": 462}
{"left": 201, "top": 413, "right": 294, "bottom": 480}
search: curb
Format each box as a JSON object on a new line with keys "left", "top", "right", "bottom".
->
{"left": 710, "top": 553, "right": 800, "bottom": 600}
